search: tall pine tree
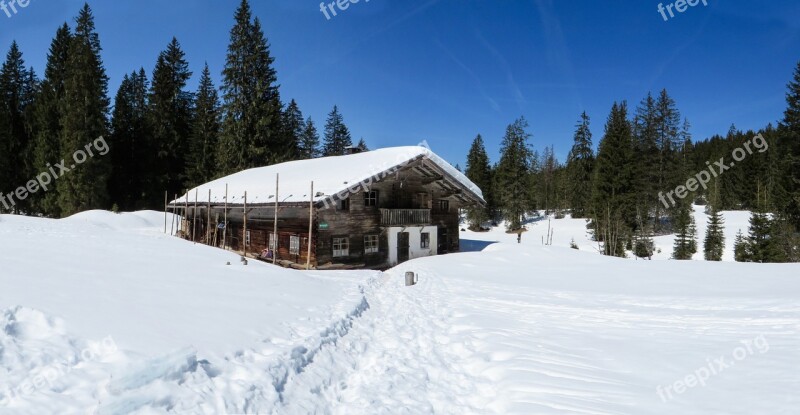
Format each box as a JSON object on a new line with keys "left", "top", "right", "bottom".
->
{"left": 186, "top": 63, "right": 220, "bottom": 187}
{"left": 30, "top": 24, "right": 72, "bottom": 217}
{"left": 322, "top": 105, "right": 352, "bottom": 156}
{"left": 566, "top": 111, "right": 594, "bottom": 218}
{"left": 592, "top": 102, "right": 636, "bottom": 257}
{"left": 0, "top": 42, "right": 36, "bottom": 214}
{"left": 704, "top": 206, "right": 725, "bottom": 261}
{"left": 147, "top": 37, "right": 193, "bottom": 208}
{"left": 281, "top": 99, "right": 304, "bottom": 161}
{"left": 58, "top": 4, "right": 111, "bottom": 215}
{"left": 495, "top": 117, "right": 533, "bottom": 231}
{"left": 464, "top": 134, "right": 493, "bottom": 229}
{"left": 109, "top": 69, "right": 149, "bottom": 210}
{"left": 218, "top": 0, "right": 285, "bottom": 172}
{"left": 299, "top": 117, "right": 320, "bottom": 159}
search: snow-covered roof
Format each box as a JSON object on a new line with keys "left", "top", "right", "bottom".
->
{"left": 170, "top": 146, "right": 484, "bottom": 206}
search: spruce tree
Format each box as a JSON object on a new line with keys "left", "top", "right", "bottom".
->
{"left": 356, "top": 138, "right": 369, "bottom": 151}
{"left": 148, "top": 37, "right": 193, "bottom": 208}
{"left": 733, "top": 230, "right": 750, "bottom": 262}
{"left": 218, "top": 0, "right": 285, "bottom": 172}
{"left": 299, "top": 117, "right": 320, "bottom": 159}
{"left": 0, "top": 41, "right": 36, "bottom": 214}
{"left": 465, "top": 134, "right": 493, "bottom": 229}
{"left": 566, "top": 112, "right": 594, "bottom": 218}
{"left": 704, "top": 207, "right": 725, "bottom": 261}
{"left": 747, "top": 210, "right": 784, "bottom": 263}
{"left": 592, "top": 102, "right": 636, "bottom": 257}
{"left": 672, "top": 204, "right": 697, "bottom": 260}
{"left": 30, "top": 24, "right": 72, "bottom": 217}
{"left": 322, "top": 105, "right": 352, "bottom": 156}
{"left": 495, "top": 117, "right": 533, "bottom": 231}
{"left": 281, "top": 99, "right": 304, "bottom": 160}
{"left": 780, "top": 60, "right": 800, "bottom": 230}
{"left": 186, "top": 63, "right": 220, "bottom": 187}
{"left": 109, "top": 69, "right": 149, "bottom": 210}
{"left": 58, "top": 4, "right": 111, "bottom": 215}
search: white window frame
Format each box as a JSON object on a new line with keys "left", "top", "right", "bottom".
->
{"left": 420, "top": 232, "right": 430, "bottom": 249}
{"left": 269, "top": 232, "right": 277, "bottom": 250}
{"left": 364, "top": 234, "right": 379, "bottom": 254}
{"left": 333, "top": 237, "right": 349, "bottom": 257}
{"left": 289, "top": 235, "right": 300, "bottom": 255}
{"left": 245, "top": 230, "right": 251, "bottom": 246}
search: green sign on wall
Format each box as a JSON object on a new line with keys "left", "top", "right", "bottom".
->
{"left": 319, "top": 222, "right": 329, "bottom": 230}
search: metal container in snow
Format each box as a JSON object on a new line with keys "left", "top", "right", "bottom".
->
{"left": 405, "top": 271, "right": 417, "bottom": 286}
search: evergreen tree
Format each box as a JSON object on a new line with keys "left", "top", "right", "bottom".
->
{"left": 780, "top": 60, "right": 800, "bottom": 229}
{"left": 109, "top": 69, "right": 149, "bottom": 210}
{"left": 464, "top": 134, "right": 493, "bottom": 229}
{"left": 356, "top": 137, "right": 369, "bottom": 151}
{"left": 733, "top": 230, "right": 750, "bottom": 262}
{"left": 30, "top": 24, "right": 72, "bottom": 217}
{"left": 0, "top": 41, "right": 36, "bottom": 214}
{"left": 704, "top": 207, "right": 725, "bottom": 261}
{"left": 186, "top": 63, "right": 220, "bottom": 186}
{"left": 58, "top": 4, "right": 111, "bottom": 215}
{"left": 566, "top": 111, "right": 594, "bottom": 218}
{"left": 147, "top": 37, "right": 193, "bottom": 208}
{"left": 322, "top": 105, "right": 352, "bottom": 156}
{"left": 298, "top": 117, "right": 320, "bottom": 159}
{"left": 592, "top": 102, "right": 636, "bottom": 257}
{"left": 218, "top": 0, "right": 285, "bottom": 172}
{"left": 495, "top": 117, "right": 533, "bottom": 231}
{"left": 747, "top": 210, "right": 785, "bottom": 263}
{"left": 281, "top": 99, "right": 304, "bottom": 161}
{"left": 672, "top": 204, "right": 697, "bottom": 260}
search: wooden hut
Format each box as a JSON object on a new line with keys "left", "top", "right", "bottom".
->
{"left": 167, "top": 145, "right": 485, "bottom": 269}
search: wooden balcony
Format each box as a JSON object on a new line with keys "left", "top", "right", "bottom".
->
{"left": 380, "top": 209, "right": 431, "bottom": 226}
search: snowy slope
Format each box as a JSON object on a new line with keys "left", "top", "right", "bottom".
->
{"left": 1, "top": 211, "right": 798, "bottom": 414}
{"left": 462, "top": 205, "right": 753, "bottom": 261}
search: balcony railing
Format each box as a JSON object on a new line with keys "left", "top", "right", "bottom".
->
{"left": 380, "top": 209, "right": 431, "bottom": 226}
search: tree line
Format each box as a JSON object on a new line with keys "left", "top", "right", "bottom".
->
{"left": 0, "top": 1, "right": 366, "bottom": 217}
{"left": 464, "top": 63, "right": 800, "bottom": 263}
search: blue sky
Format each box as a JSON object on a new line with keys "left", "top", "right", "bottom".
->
{"left": 2, "top": 0, "right": 799, "bottom": 166}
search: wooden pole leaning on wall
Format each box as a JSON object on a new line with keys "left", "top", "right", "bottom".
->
{"left": 243, "top": 191, "right": 248, "bottom": 258}
{"left": 184, "top": 191, "right": 189, "bottom": 239}
{"left": 273, "top": 174, "right": 279, "bottom": 265}
{"left": 193, "top": 189, "right": 198, "bottom": 244}
{"left": 164, "top": 191, "right": 168, "bottom": 234}
{"left": 306, "top": 181, "right": 313, "bottom": 270}
{"left": 171, "top": 193, "right": 177, "bottom": 236}
{"left": 223, "top": 183, "right": 228, "bottom": 250}
{"left": 207, "top": 189, "right": 211, "bottom": 245}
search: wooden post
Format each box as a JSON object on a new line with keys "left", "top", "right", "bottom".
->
{"left": 206, "top": 189, "right": 211, "bottom": 245}
{"left": 171, "top": 193, "right": 177, "bottom": 236}
{"left": 193, "top": 189, "right": 198, "bottom": 244}
{"left": 184, "top": 191, "right": 189, "bottom": 240}
{"left": 306, "top": 181, "right": 314, "bottom": 270}
{"left": 273, "top": 174, "right": 279, "bottom": 265}
{"left": 223, "top": 183, "right": 228, "bottom": 250}
{"left": 164, "top": 191, "right": 168, "bottom": 234}
{"left": 243, "top": 191, "right": 248, "bottom": 258}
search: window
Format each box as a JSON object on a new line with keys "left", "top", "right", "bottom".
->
{"left": 333, "top": 237, "right": 349, "bottom": 257}
{"left": 289, "top": 235, "right": 300, "bottom": 255}
{"left": 364, "top": 235, "right": 379, "bottom": 254}
{"left": 245, "top": 230, "right": 251, "bottom": 246}
{"left": 338, "top": 197, "right": 350, "bottom": 211}
{"left": 269, "top": 232, "right": 277, "bottom": 250}
{"left": 364, "top": 190, "right": 379, "bottom": 207}
{"left": 435, "top": 199, "right": 450, "bottom": 213}
{"left": 420, "top": 232, "right": 430, "bottom": 249}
